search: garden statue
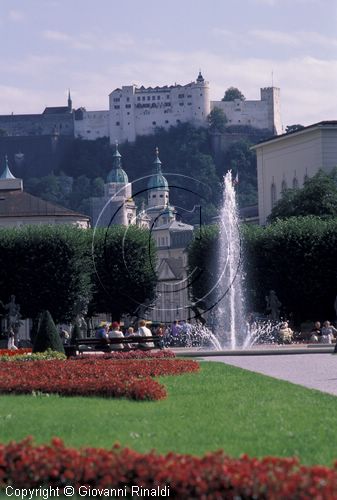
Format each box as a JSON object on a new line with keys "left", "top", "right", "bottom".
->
{"left": 5, "top": 295, "right": 22, "bottom": 331}
{"left": 265, "top": 290, "right": 282, "bottom": 321}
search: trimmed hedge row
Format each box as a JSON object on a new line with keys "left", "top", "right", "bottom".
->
{"left": 1, "top": 438, "right": 337, "bottom": 498}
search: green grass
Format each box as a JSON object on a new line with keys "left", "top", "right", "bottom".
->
{"left": 1, "top": 361, "right": 337, "bottom": 466}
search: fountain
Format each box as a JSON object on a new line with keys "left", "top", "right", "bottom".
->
{"left": 212, "top": 171, "right": 247, "bottom": 349}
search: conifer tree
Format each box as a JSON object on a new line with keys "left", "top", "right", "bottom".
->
{"left": 33, "top": 310, "right": 65, "bottom": 354}
{"left": 70, "top": 322, "right": 83, "bottom": 344}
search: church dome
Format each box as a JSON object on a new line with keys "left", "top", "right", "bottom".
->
{"left": 147, "top": 148, "right": 168, "bottom": 191}
{"left": 106, "top": 144, "right": 129, "bottom": 184}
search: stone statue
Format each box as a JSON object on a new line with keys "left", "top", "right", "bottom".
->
{"left": 265, "top": 290, "right": 282, "bottom": 321}
{"left": 5, "top": 295, "right": 21, "bottom": 331}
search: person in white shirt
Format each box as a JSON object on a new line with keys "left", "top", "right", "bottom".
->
{"left": 136, "top": 320, "right": 154, "bottom": 349}
{"left": 108, "top": 321, "right": 125, "bottom": 350}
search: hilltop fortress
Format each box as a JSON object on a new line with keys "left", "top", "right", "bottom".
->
{"left": 0, "top": 73, "right": 282, "bottom": 145}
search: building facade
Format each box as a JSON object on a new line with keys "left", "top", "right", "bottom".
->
{"left": 211, "top": 87, "right": 282, "bottom": 135}
{"left": 108, "top": 72, "right": 210, "bottom": 143}
{"left": 253, "top": 121, "right": 337, "bottom": 225}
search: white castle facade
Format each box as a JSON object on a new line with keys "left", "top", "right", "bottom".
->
{"left": 74, "top": 73, "right": 282, "bottom": 142}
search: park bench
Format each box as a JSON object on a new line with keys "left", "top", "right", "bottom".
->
{"left": 64, "top": 335, "right": 161, "bottom": 357}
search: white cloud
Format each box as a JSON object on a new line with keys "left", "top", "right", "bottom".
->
{"left": 250, "top": 29, "right": 337, "bottom": 48}
{"left": 8, "top": 9, "right": 25, "bottom": 22}
{"left": 42, "top": 30, "right": 136, "bottom": 52}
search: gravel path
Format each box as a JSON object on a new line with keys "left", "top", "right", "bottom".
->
{"left": 204, "top": 353, "right": 337, "bottom": 396}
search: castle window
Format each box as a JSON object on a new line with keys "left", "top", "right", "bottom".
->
{"left": 126, "top": 97, "right": 130, "bottom": 102}
{"left": 152, "top": 121, "right": 156, "bottom": 125}
{"left": 179, "top": 103, "right": 184, "bottom": 106}
{"left": 152, "top": 194, "right": 156, "bottom": 198}
{"left": 200, "top": 93, "right": 203, "bottom": 96}
{"left": 188, "top": 102, "right": 192, "bottom": 105}
{"left": 114, "top": 105, "right": 120, "bottom": 109}
{"left": 178, "top": 93, "right": 185, "bottom": 98}
{"left": 165, "top": 102, "right": 171, "bottom": 107}
{"left": 160, "top": 194, "right": 164, "bottom": 198}
{"left": 187, "top": 94, "right": 192, "bottom": 98}
{"left": 166, "top": 95, "right": 170, "bottom": 99}
{"left": 147, "top": 96, "right": 151, "bottom": 101}
{"left": 142, "top": 96, "right": 145, "bottom": 101}
{"left": 137, "top": 97, "right": 141, "bottom": 101}
{"left": 113, "top": 98, "right": 120, "bottom": 102}
{"left": 152, "top": 96, "right": 156, "bottom": 100}
{"left": 125, "top": 104, "right": 131, "bottom": 108}
{"left": 165, "top": 120, "right": 169, "bottom": 124}
{"left": 116, "top": 121, "right": 120, "bottom": 126}
{"left": 157, "top": 96, "right": 161, "bottom": 100}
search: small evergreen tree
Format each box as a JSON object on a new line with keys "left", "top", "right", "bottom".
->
{"left": 33, "top": 310, "right": 65, "bottom": 354}
{"left": 70, "top": 322, "right": 83, "bottom": 344}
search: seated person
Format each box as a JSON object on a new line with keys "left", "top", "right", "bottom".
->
{"left": 108, "top": 321, "right": 125, "bottom": 350}
{"left": 136, "top": 320, "right": 154, "bottom": 349}
{"left": 278, "top": 322, "right": 293, "bottom": 344}
{"left": 321, "top": 321, "right": 337, "bottom": 344}
{"left": 309, "top": 321, "right": 321, "bottom": 343}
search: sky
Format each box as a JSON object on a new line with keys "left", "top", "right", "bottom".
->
{"left": 1, "top": 0, "right": 336, "bottom": 129}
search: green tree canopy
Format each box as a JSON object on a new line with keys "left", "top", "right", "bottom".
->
{"left": 89, "top": 225, "right": 157, "bottom": 320}
{"left": 222, "top": 87, "right": 245, "bottom": 102}
{"left": 268, "top": 169, "right": 337, "bottom": 222}
{"left": 285, "top": 124, "right": 305, "bottom": 134}
{"left": 207, "top": 108, "right": 228, "bottom": 133}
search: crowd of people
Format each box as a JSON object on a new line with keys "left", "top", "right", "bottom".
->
{"left": 309, "top": 321, "right": 337, "bottom": 344}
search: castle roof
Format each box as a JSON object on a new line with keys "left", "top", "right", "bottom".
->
{"left": 43, "top": 106, "right": 71, "bottom": 115}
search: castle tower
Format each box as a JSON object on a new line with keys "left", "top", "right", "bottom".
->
{"left": 260, "top": 87, "right": 282, "bottom": 135}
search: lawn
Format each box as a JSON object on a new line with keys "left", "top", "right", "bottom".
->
{"left": 1, "top": 361, "right": 337, "bottom": 466}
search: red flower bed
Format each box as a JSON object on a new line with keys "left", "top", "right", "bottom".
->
{"left": 0, "top": 348, "right": 32, "bottom": 356}
{"left": 1, "top": 438, "right": 337, "bottom": 498}
{"left": 78, "top": 349, "right": 176, "bottom": 360}
{"left": 0, "top": 358, "right": 199, "bottom": 400}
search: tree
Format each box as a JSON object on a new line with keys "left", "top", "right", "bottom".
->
{"left": 222, "top": 87, "right": 245, "bottom": 102}
{"left": 70, "top": 322, "right": 83, "bottom": 343}
{"left": 33, "top": 310, "right": 65, "bottom": 354}
{"left": 268, "top": 169, "right": 337, "bottom": 222}
{"left": 207, "top": 108, "right": 228, "bottom": 133}
{"left": 285, "top": 124, "right": 305, "bottom": 134}
{"left": 89, "top": 226, "right": 157, "bottom": 320}
{"left": 0, "top": 225, "right": 92, "bottom": 324}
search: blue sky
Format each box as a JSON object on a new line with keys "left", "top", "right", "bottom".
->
{"left": 1, "top": 0, "right": 336, "bottom": 128}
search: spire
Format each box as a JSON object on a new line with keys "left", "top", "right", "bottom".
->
{"left": 153, "top": 147, "right": 162, "bottom": 173}
{"left": 67, "top": 89, "right": 72, "bottom": 111}
{"left": 112, "top": 140, "right": 122, "bottom": 167}
{"left": 0, "top": 155, "right": 16, "bottom": 180}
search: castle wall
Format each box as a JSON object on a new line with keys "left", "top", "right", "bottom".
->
{"left": 0, "top": 113, "right": 74, "bottom": 137}
{"left": 74, "top": 110, "right": 109, "bottom": 140}
{"left": 211, "top": 87, "right": 282, "bottom": 135}
{"left": 109, "top": 78, "right": 210, "bottom": 144}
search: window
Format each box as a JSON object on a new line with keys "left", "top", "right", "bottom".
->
{"left": 157, "top": 96, "right": 161, "bottom": 100}
{"left": 152, "top": 194, "right": 156, "bottom": 198}
{"left": 116, "top": 121, "right": 120, "bottom": 126}
{"left": 160, "top": 194, "right": 163, "bottom": 198}
{"left": 126, "top": 97, "right": 130, "bottom": 102}
{"left": 125, "top": 104, "right": 131, "bottom": 108}
{"left": 113, "top": 98, "right": 120, "bottom": 102}
{"left": 152, "top": 121, "right": 156, "bottom": 125}
{"left": 165, "top": 120, "right": 169, "bottom": 124}
{"left": 166, "top": 95, "right": 170, "bottom": 99}
{"left": 165, "top": 102, "right": 171, "bottom": 107}
{"left": 114, "top": 105, "right": 120, "bottom": 109}
{"left": 147, "top": 96, "right": 151, "bottom": 101}
{"left": 142, "top": 96, "right": 145, "bottom": 101}
{"left": 178, "top": 93, "right": 184, "bottom": 98}
{"left": 179, "top": 103, "right": 184, "bottom": 106}
{"left": 137, "top": 97, "right": 141, "bottom": 101}
{"left": 152, "top": 96, "right": 156, "bottom": 100}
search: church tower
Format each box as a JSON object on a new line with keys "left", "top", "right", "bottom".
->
{"left": 146, "top": 148, "right": 175, "bottom": 227}
{"left": 67, "top": 89, "right": 72, "bottom": 112}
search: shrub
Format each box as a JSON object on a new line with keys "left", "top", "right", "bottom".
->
{"left": 33, "top": 311, "right": 65, "bottom": 354}
{"left": 0, "top": 349, "right": 66, "bottom": 362}
{"left": 2, "top": 438, "right": 337, "bottom": 498}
